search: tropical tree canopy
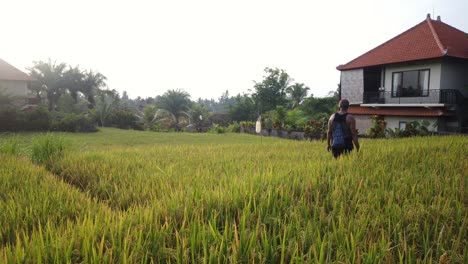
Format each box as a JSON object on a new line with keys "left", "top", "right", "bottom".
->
{"left": 252, "top": 67, "right": 291, "bottom": 113}
{"left": 28, "top": 60, "right": 67, "bottom": 111}
{"left": 286, "top": 83, "right": 310, "bottom": 109}
{"left": 28, "top": 60, "right": 107, "bottom": 111}
{"left": 81, "top": 70, "right": 107, "bottom": 109}
{"left": 156, "top": 89, "right": 191, "bottom": 131}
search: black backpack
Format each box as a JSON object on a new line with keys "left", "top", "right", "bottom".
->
{"left": 331, "top": 113, "right": 350, "bottom": 148}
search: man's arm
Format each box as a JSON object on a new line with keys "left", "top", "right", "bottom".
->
{"left": 326, "top": 114, "right": 334, "bottom": 151}
{"left": 348, "top": 115, "right": 360, "bottom": 151}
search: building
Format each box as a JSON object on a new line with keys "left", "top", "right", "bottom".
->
{"left": 0, "top": 58, "right": 36, "bottom": 109}
{"left": 337, "top": 14, "right": 468, "bottom": 134}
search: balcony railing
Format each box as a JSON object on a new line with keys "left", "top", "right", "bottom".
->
{"left": 363, "top": 89, "right": 463, "bottom": 105}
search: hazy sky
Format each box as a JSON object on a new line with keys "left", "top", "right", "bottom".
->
{"left": 1, "top": 0, "right": 467, "bottom": 100}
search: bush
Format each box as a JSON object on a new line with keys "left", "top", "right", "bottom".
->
{"left": 109, "top": 108, "right": 137, "bottom": 129}
{"left": 0, "top": 109, "right": 21, "bottom": 131}
{"left": 226, "top": 122, "right": 241, "bottom": 133}
{"left": 285, "top": 109, "right": 305, "bottom": 129}
{"left": 366, "top": 115, "right": 386, "bottom": 138}
{"left": 208, "top": 124, "right": 225, "bottom": 134}
{"left": 22, "top": 106, "right": 51, "bottom": 131}
{"left": 31, "top": 134, "right": 67, "bottom": 169}
{"left": 51, "top": 113, "right": 97, "bottom": 132}
{"left": 386, "top": 120, "right": 434, "bottom": 138}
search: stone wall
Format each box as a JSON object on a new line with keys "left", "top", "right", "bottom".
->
{"left": 340, "top": 69, "right": 363, "bottom": 104}
{"left": 240, "top": 127, "right": 307, "bottom": 140}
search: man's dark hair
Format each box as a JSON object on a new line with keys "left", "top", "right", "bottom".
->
{"left": 339, "top": 99, "right": 350, "bottom": 111}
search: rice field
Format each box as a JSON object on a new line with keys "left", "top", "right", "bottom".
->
{"left": 0, "top": 128, "right": 466, "bottom": 263}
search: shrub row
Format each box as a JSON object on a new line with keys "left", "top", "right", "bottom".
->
{"left": 0, "top": 106, "right": 97, "bottom": 132}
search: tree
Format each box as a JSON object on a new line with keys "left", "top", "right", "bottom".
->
{"left": 136, "top": 104, "right": 158, "bottom": 130}
{"left": 156, "top": 89, "right": 191, "bottom": 131}
{"left": 63, "top": 66, "right": 85, "bottom": 104}
{"left": 189, "top": 103, "right": 209, "bottom": 132}
{"left": 229, "top": 94, "right": 256, "bottom": 122}
{"left": 81, "top": 70, "right": 107, "bottom": 109}
{"left": 94, "top": 91, "right": 119, "bottom": 127}
{"left": 286, "top": 83, "right": 310, "bottom": 109}
{"left": 300, "top": 95, "right": 338, "bottom": 120}
{"left": 252, "top": 67, "right": 291, "bottom": 113}
{"left": 28, "top": 60, "right": 67, "bottom": 111}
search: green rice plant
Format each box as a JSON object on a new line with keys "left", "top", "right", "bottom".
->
{"left": 30, "top": 133, "right": 67, "bottom": 168}
{"left": 0, "top": 130, "right": 466, "bottom": 263}
{"left": 0, "top": 134, "right": 20, "bottom": 155}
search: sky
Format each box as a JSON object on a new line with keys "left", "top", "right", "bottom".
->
{"left": 1, "top": 0, "right": 467, "bottom": 100}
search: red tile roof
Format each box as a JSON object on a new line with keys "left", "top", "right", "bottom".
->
{"left": 348, "top": 106, "right": 453, "bottom": 117}
{"left": 0, "top": 58, "right": 34, "bottom": 81}
{"left": 337, "top": 17, "right": 468, "bottom": 70}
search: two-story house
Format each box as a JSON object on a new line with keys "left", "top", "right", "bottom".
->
{"left": 0, "top": 58, "right": 36, "bottom": 109}
{"left": 337, "top": 14, "right": 468, "bottom": 134}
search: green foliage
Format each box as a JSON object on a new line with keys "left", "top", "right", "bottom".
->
{"left": 229, "top": 94, "right": 256, "bottom": 122}
{"left": 240, "top": 121, "right": 255, "bottom": 129}
{"left": 156, "top": 89, "right": 191, "bottom": 131}
{"left": 226, "top": 122, "right": 241, "bottom": 133}
{"left": 0, "top": 87, "right": 20, "bottom": 111}
{"left": 274, "top": 105, "right": 287, "bottom": 128}
{"left": 207, "top": 124, "right": 226, "bottom": 134}
{"left": 0, "top": 106, "right": 50, "bottom": 132}
{"left": 303, "top": 119, "right": 327, "bottom": 140}
{"left": 189, "top": 103, "right": 209, "bottom": 131}
{"left": 28, "top": 60, "right": 107, "bottom": 111}
{"left": 0, "top": 130, "right": 466, "bottom": 262}
{"left": 300, "top": 96, "right": 338, "bottom": 120}
{"left": 136, "top": 105, "right": 157, "bottom": 130}
{"left": 28, "top": 60, "right": 68, "bottom": 111}
{"left": 31, "top": 134, "right": 67, "bottom": 168}
{"left": 252, "top": 67, "right": 290, "bottom": 112}
{"left": 110, "top": 108, "right": 137, "bottom": 129}
{"left": 51, "top": 113, "right": 97, "bottom": 132}
{"left": 386, "top": 120, "right": 434, "bottom": 138}
{"left": 0, "top": 135, "right": 20, "bottom": 155}
{"left": 285, "top": 109, "right": 306, "bottom": 129}
{"left": 22, "top": 105, "right": 51, "bottom": 131}
{"left": 286, "top": 83, "right": 310, "bottom": 108}
{"left": 56, "top": 93, "right": 77, "bottom": 112}
{"left": 366, "top": 115, "right": 387, "bottom": 138}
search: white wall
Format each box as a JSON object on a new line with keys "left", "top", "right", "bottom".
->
{"left": 385, "top": 116, "right": 438, "bottom": 132}
{"left": 383, "top": 60, "right": 442, "bottom": 92}
{"left": 0, "top": 80, "right": 28, "bottom": 97}
{"left": 354, "top": 114, "right": 372, "bottom": 135}
{"left": 440, "top": 59, "right": 468, "bottom": 98}
{"left": 382, "top": 60, "right": 442, "bottom": 104}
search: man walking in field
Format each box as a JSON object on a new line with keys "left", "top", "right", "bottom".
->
{"left": 327, "top": 99, "right": 360, "bottom": 158}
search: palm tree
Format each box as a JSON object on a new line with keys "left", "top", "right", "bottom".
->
{"left": 286, "top": 83, "right": 310, "bottom": 109}
{"left": 94, "top": 90, "right": 119, "bottom": 127}
{"left": 28, "top": 60, "right": 67, "bottom": 111}
{"left": 156, "top": 89, "right": 191, "bottom": 131}
{"left": 63, "top": 66, "right": 85, "bottom": 104}
{"left": 81, "top": 70, "right": 107, "bottom": 109}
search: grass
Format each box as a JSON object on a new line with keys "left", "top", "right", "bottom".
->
{"left": 0, "top": 128, "right": 466, "bottom": 263}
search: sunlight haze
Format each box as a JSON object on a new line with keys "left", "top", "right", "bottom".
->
{"left": 1, "top": 0, "right": 467, "bottom": 100}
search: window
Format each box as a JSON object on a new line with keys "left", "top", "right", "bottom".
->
{"left": 399, "top": 122, "right": 406, "bottom": 130}
{"left": 392, "top": 69, "right": 430, "bottom": 97}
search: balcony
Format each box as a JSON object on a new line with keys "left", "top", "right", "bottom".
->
{"left": 363, "top": 89, "right": 463, "bottom": 105}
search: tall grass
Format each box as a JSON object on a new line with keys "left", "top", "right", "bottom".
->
{"left": 0, "top": 130, "right": 466, "bottom": 263}
{"left": 0, "top": 134, "right": 20, "bottom": 155}
{"left": 31, "top": 133, "right": 67, "bottom": 168}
